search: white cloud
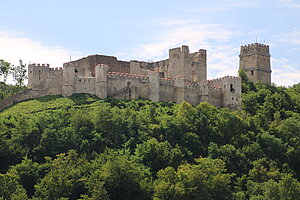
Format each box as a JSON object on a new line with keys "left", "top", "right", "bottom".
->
{"left": 154, "top": 19, "right": 199, "bottom": 27}
{"left": 272, "top": 57, "right": 300, "bottom": 86}
{"left": 0, "top": 31, "right": 83, "bottom": 67}
{"left": 278, "top": 31, "right": 300, "bottom": 44}
{"left": 120, "top": 22, "right": 235, "bottom": 59}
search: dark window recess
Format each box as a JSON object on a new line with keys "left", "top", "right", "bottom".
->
{"left": 127, "top": 82, "right": 131, "bottom": 87}
{"left": 251, "top": 70, "right": 254, "bottom": 76}
{"left": 75, "top": 69, "right": 78, "bottom": 73}
{"left": 230, "top": 84, "right": 235, "bottom": 92}
{"left": 159, "top": 72, "right": 165, "bottom": 78}
{"left": 38, "top": 77, "right": 41, "bottom": 80}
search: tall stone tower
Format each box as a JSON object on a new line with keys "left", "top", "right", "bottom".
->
{"left": 168, "top": 45, "right": 207, "bottom": 82}
{"left": 239, "top": 43, "right": 271, "bottom": 85}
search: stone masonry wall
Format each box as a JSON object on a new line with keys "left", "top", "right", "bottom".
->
{"left": 65, "top": 55, "right": 130, "bottom": 78}
{"left": 74, "top": 77, "right": 96, "bottom": 94}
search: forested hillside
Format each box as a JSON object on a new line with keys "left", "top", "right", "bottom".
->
{"left": 0, "top": 82, "right": 25, "bottom": 102}
{"left": 0, "top": 72, "right": 300, "bottom": 200}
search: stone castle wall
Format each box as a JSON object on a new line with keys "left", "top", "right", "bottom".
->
{"left": 1, "top": 44, "right": 256, "bottom": 111}
{"left": 0, "top": 89, "right": 47, "bottom": 111}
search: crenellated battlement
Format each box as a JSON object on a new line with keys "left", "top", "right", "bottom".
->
{"left": 49, "top": 67, "right": 63, "bottom": 71}
{"left": 206, "top": 76, "right": 240, "bottom": 84}
{"left": 28, "top": 63, "right": 63, "bottom": 71}
{"left": 29, "top": 63, "right": 50, "bottom": 68}
{"left": 240, "top": 43, "right": 270, "bottom": 57}
{"left": 240, "top": 43, "right": 269, "bottom": 48}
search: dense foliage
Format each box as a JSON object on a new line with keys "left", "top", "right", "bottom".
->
{"left": 0, "top": 82, "right": 25, "bottom": 102}
{"left": 0, "top": 59, "right": 27, "bottom": 101}
{"left": 0, "top": 72, "right": 300, "bottom": 199}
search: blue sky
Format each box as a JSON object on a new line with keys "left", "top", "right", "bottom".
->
{"left": 1, "top": 0, "right": 300, "bottom": 86}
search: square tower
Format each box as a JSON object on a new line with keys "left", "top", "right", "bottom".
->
{"left": 168, "top": 45, "right": 207, "bottom": 82}
{"left": 168, "top": 45, "right": 191, "bottom": 81}
{"left": 239, "top": 43, "right": 272, "bottom": 85}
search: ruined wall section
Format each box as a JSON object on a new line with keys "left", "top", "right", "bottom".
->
{"left": 167, "top": 46, "right": 207, "bottom": 82}
{"left": 189, "top": 49, "right": 207, "bottom": 82}
{"left": 0, "top": 89, "right": 47, "bottom": 111}
{"left": 129, "top": 59, "right": 169, "bottom": 77}
{"left": 169, "top": 46, "right": 191, "bottom": 81}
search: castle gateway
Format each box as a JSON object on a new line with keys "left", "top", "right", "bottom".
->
{"left": 26, "top": 43, "right": 271, "bottom": 109}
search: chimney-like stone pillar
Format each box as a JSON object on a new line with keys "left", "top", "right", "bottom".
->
{"left": 148, "top": 71, "right": 160, "bottom": 102}
{"left": 174, "top": 76, "right": 185, "bottom": 104}
{"left": 95, "top": 64, "right": 109, "bottom": 99}
{"left": 62, "top": 63, "right": 75, "bottom": 97}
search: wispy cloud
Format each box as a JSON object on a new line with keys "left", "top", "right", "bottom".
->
{"left": 118, "top": 20, "right": 239, "bottom": 79}
{"left": 279, "top": 0, "right": 300, "bottom": 8}
{"left": 0, "top": 31, "right": 83, "bottom": 67}
{"left": 188, "top": 1, "right": 260, "bottom": 12}
{"left": 278, "top": 31, "right": 300, "bottom": 44}
{"left": 272, "top": 57, "right": 300, "bottom": 86}
{"left": 119, "top": 21, "right": 235, "bottom": 58}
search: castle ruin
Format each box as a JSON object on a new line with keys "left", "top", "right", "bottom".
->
{"left": 0, "top": 43, "right": 272, "bottom": 111}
